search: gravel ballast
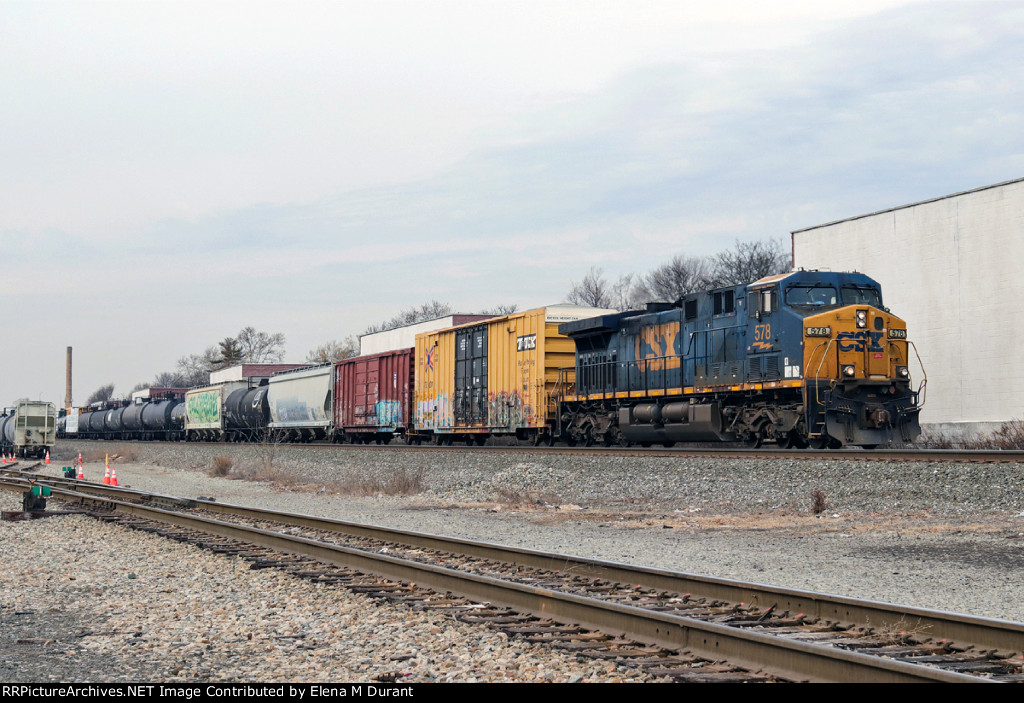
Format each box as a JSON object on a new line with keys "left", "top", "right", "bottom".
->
{"left": 3, "top": 442, "right": 1023, "bottom": 682}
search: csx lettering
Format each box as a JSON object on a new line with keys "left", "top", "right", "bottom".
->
{"left": 634, "top": 322, "right": 681, "bottom": 371}
{"left": 836, "top": 331, "right": 884, "bottom": 352}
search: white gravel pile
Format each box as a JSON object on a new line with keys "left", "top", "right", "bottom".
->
{"left": 0, "top": 507, "right": 652, "bottom": 683}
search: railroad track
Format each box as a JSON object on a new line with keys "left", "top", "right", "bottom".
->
{"left": 56, "top": 439, "right": 1024, "bottom": 463}
{"left": 2, "top": 470, "right": 1021, "bottom": 683}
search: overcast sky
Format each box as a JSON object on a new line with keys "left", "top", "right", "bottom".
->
{"left": 2, "top": 0, "right": 1022, "bottom": 405}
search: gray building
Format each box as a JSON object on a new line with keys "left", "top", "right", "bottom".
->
{"left": 792, "top": 177, "right": 1024, "bottom": 435}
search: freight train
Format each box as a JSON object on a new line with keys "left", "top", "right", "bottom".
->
{"left": 58, "top": 270, "right": 924, "bottom": 449}
{"left": 1, "top": 401, "right": 58, "bottom": 458}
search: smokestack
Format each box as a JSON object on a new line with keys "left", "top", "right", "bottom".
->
{"left": 66, "top": 346, "right": 73, "bottom": 409}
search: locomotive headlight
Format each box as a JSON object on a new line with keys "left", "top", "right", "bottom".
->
{"left": 856, "top": 310, "right": 868, "bottom": 328}
{"left": 896, "top": 365, "right": 909, "bottom": 378}
{"left": 842, "top": 364, "right": 856, "bottom": 377}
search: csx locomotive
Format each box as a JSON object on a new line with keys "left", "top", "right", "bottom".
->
{"left": 557, "top": 270, "right": 924, "bottom": 448}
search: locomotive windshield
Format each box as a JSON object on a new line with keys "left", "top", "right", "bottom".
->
{"left": 840, "top": 285, "right": 882, "bottom": 307}
{"left": 785, "top": 284, "right": 837, "bottom": 308}
{"left": 786, "top": 283, "right": 882, "bottom": 310}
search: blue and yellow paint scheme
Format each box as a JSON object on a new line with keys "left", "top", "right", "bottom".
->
{"left": 557, "top": 270, "right": 923, "bottom": 448}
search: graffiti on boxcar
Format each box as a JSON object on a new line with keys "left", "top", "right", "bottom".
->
{"left": 488, "top": 390, "right": 535, "bottom": 430}
{"left": 633, "top": 321, "right": 681, "bottom": 371}
{"left": 417, "top": 393, "right": 453, "bottom": 429}
{"left": 376, "top": 400, "right": 402, "bottom": 429}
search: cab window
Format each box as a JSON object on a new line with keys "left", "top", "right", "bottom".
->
{"left": 840, "top": 285, "right": 882, "bottom": 307}
{"left": 748, "top": 288, "right": 777, "bottom": 318}
{"left": 785, "top": 284, "right": 838, "bottom": 309}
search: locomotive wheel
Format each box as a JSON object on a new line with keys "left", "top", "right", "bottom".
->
{"left": 743, "top": 432, "right": 763, "bottom": 449}
{"left": 809, "top": 434, "right": 842, "bottom": 450}
{"left": 778, "top": 430, "right": 809, "bottom": 449}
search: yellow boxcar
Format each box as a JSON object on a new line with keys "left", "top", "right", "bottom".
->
{"left": 414, "top": 305, "right": 615, "bottom": 443}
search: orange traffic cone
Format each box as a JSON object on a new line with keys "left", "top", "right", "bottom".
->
{"left": 77, "top": 462, "right": 84, "bottom": 480}
{"left": 102, "top": 461, "right": 111, "bottom": 485}
{"left": 77, "top": 452, "right": 82, "bottom": 464}
{"left": 2, "top": 454, "right": 6, "bottom": 464}
{"left": 44, "top": 450, "right": 50, "bottom": 464}
{"left": 110, "top": 465, "right": 118, "bottom": 486}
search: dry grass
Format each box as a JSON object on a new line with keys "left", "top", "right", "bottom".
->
{"left": 327, "top": 468, "right": 426, "bottom": 497}
{"left": 228, "top": 460, "right": 300, "bottom": 486}
{"left": 493, "top": 486, "right": 563, "bottom": 507}
{"left": 868, "top": 616, "right": 934, "bottom": 646}
{"left": 923, "top": 419, "right": 1024, "bottom": 449}
{"left": 78, "top": 446, "right": 140, "bottom": 463}
{"left": 209, "top": 455, "right": 234, "bottom": 477}
{"left": 810, "top": 490, "right": 828, "bottom": 515}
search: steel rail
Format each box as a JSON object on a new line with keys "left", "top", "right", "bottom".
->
{"left": 32, "top": 485, "right": 990, "bottom": 683}
{"left": 53, "top": 439, "right": 1024, "bottom": 462}
{"left": 3, "top": 474, "right": 1020, "bottom": 677}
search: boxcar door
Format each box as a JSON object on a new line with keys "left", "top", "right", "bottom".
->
{"left": 455, "top": 325, "right": 488, "bottom": 427}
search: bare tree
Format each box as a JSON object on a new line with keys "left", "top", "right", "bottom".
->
{"left": 480, "top": 304, "right": 519, "bottom": 316}
{"left": 306, "top": 336, "right": 360, "bottom": 364}
{"left": 634, "top": 255, "right": 712, "bottom": 302}
{"left": 175, "top": 346, "right": 220, "bottom": 387}
{"left": 708, "top": 238, "right": 790, "bottom": 287}
{"left": 566, "top": 266, "right": 613, "bottom": 308}
{"left": 153, "top": 370, "right": 192, "bottom": 388}
{"left": 87, "top": 383, "right": 115, "bottom": 405}
{"left": 364, "top": 301, "right": 455, "bottom": 334}
{"left": 609, "top": 273, "right": 640, "bottom": 311}
{"left": 236, "top": 326, "right": 286, "bottom": 363}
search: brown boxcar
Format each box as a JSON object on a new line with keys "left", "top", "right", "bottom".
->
{"left": 334, "top": 348, "right": 414, "bottom": 444}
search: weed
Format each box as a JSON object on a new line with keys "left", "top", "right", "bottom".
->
{"left": 328, "top": 468, "right": 426, "bottom": 497}
{"left": 869, "top": 616, "right": 933, "bottom": 646}
{"left": 810, "top": 490, "right": 828, "bottom": 515}
{"left": 209, "top": 455, "right": 234, "bottom": 477}
{"left": 493, "top": 487, "right": 561, "bottom": 506}
{"left": 922, "top": 418, "right": 1024, "bottom": 450}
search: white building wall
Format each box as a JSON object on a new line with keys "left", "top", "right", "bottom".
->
{"left": 793, "top": 178, "right": 1024, "bottom": 428}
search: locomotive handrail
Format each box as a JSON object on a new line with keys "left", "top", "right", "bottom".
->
{"left": 907, "top": 340, "right": 927, "bottom": 409}
{"left": 808, "top": 338, "right": 837, "bottom": 438}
